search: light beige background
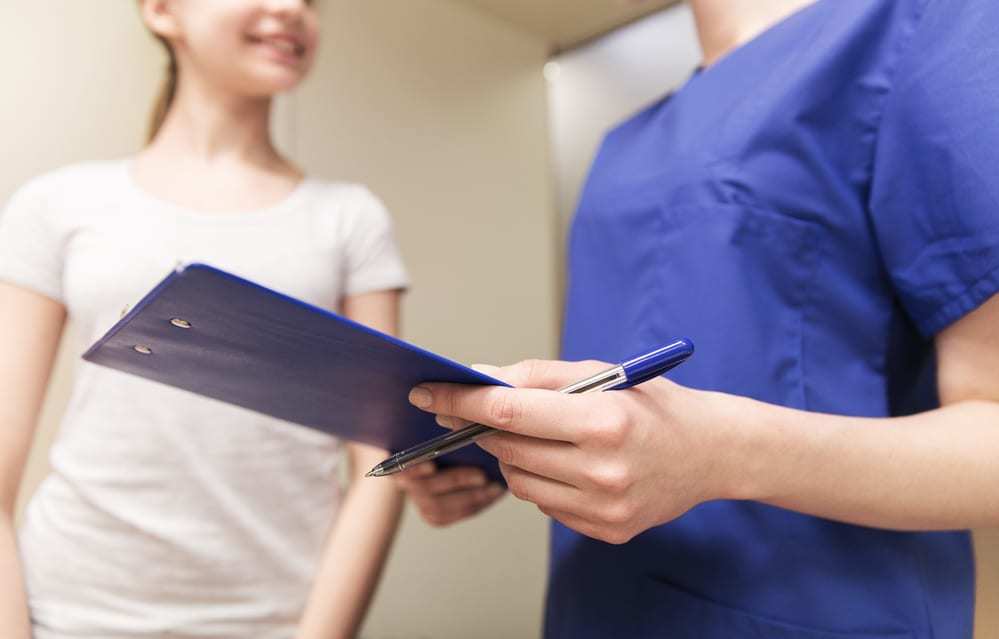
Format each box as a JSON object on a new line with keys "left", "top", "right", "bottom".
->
{"left": 2, "top": 2, "right": 996, "bottom": 638}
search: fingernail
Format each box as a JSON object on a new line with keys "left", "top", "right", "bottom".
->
{"left": 486, "top": 483, "right": 504, "bottom": 497}
{"left": 472, "top": 473, "right": 487, "bottom": 487}
{"left": 409, "top": 386, "right": 432, "bottom": 408}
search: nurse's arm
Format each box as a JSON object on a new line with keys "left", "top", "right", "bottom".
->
{"left": 407, "top": 294, "right": 999, "bottom": 543}
{"left": 751, "top": 291, "right": 999, "bottom": 531}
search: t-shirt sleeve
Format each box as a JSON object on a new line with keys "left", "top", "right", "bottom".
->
{"left": 341, "top": 187, "right": 410, "bottom": 296}
{"left": 0, "top": 176, "right": 66, "bottom": 303}
{"left": 869, "top": 0, "right": 999, "bottom": 337}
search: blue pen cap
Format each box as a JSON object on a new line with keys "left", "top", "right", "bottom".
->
{"left": 614, "top": 338, "right": 694, "bottom": 389}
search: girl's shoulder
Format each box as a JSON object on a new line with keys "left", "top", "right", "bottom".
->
{"left": 299, "top": 180, "right": 400, "bottom": 259}
{"left": 18, "top": 159, "right": 126, "bottom": 191}
{"left": 301, "top": 179, "right": 394, "bottom": 226}
{"left": 304, "top": 179, "right": 385, "bottom": 209}
{"left": 9, "top": 159, "right": 128, "bottom": 209}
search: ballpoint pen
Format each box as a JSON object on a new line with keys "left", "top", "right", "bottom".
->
{"left": 365, "top": 338, "right": 694, "bottom": 478}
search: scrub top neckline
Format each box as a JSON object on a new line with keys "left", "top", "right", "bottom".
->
{"left": 687, "top": 0, "right": 828, "bottom": 87}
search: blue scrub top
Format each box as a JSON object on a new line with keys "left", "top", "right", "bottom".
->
{"left": 552, "top": 1, "right": 999, "bottom": 637}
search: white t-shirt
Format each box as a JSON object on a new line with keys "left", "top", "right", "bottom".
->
{"left": 0, "top": 160, "right": 409, "bottom": 638}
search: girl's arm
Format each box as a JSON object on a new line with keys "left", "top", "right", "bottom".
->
{"left": 296, "top": 289, "right": 405, "bottom": 639}
{"left": 0, "top": 283, "right": 67, "bottom": 639}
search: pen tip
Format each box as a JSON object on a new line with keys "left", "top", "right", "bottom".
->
{"left": 364, "top": 470, "right": 377, "bottom": 478}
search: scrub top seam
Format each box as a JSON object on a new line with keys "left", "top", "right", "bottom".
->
{"left": 867, "top": 0, "right": 933, "bottom": 147}
{"left": 797, "top": 221, "right": 826, "bottom": 412}
{"left": 862, "top": 0, "right": 933, "bottom": 283}
{"left": 919, "top": 265, "right": 999, "bottom": 338}
{"left": 863, "top": 0, "right": 931, "bottom": 156}
{"left": 860, "top": 3, "right": 937, "bottom": 636}
{"left": 858, "top": 0, "right": 935, "bottom": 482}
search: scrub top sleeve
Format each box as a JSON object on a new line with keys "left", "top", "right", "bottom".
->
{"left": 868, "top": 0, "right": 999, "bottom": 337}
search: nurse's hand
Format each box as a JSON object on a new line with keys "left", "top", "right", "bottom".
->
{"left": 394, "top": 462, "right": 505, "bottom": 527}
{"left": 407, "top": 359, "right": 747, "bottom": 544}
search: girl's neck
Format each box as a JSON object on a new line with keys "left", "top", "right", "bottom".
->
{"left": 689, "top": 0, "right": 816, "bottom": 68}
{"left": 143, "top": 70, "right": 289, "bottom": 174}
{"left": 132, "top": 69, "right": 304, "bottom": 213}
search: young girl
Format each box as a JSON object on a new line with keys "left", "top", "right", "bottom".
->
{"left": 0, "top": 1, "right": 407, "bottom": 637}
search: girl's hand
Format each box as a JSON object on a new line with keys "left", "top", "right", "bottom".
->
{"left": 394, "top": 463, "right": 504, "bottom": 527}
{"left": 408, "top": 359, "right": 749, "bottom": 544}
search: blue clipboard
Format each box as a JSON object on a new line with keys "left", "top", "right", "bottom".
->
{"left": 83, "top": 263, "right": 506, "bottom": 482}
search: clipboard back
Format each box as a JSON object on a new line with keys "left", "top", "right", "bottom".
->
{"left": 83, "top": 263, "right": 505, "bottom": 481}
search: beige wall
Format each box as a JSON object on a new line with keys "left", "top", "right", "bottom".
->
{"left": 979, "top": 530, "right": 999, "bottom": 638}
{"left": 5, "top": 1, "right": 555, "bottom": 638}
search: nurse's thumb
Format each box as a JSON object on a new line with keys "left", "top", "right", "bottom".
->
{"left": 473, "top": 359, "right": 609, "bottom": 390}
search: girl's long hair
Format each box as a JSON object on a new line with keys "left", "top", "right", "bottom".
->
{"left": 146, "top": 34, "right": 177, "bottom": 144}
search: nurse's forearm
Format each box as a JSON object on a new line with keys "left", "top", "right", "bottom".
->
{"left": 736, "top": 397, "right": 999, "bottom": 530}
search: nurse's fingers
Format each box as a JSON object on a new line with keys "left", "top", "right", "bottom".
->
{"left": 538, "top": 507, "right": 636, "bottom": 546}
{"left": 409, "top": 383, "right": 608, "bottom": 443}
{"left": 474, "top": 359, "right": 611, "bottom": 390}
{"left": 436, "top": 414, "right": 472, "bottom": 430}
{"left": 434, "top": 360, "right": 611, "bottom": 432}
{"left": 500, "top": 463, "right": 601, "bottom": 520}
{"left": 476, "top": 431, "right": 582, "bottom": 487}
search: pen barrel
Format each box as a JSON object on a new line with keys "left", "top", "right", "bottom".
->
{"left": 559, "top": 366, "right": 627, "bottom": 394}
{"left": 424, "top": 423, "right": 495, "bottom": 458}
{"left": 391, "top": 422, "right": 496, "bottom": 470}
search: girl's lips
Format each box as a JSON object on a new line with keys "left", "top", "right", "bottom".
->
{"left": 246, "top": 34, "right": 307, "bottom": 61}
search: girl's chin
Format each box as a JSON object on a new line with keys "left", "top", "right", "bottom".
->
{"left": 239, "top": 72, "right": 307, "bottom": 97}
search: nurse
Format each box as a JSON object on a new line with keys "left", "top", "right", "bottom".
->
{"left": 399, "top": 0, "right": 999, "bottom": 637}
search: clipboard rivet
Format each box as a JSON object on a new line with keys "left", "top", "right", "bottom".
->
{"left": 133, "top": 344, "right": 153, "bottom": 355}
{"left": 170, "top": 318, "right": 192, "bottom": 329}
